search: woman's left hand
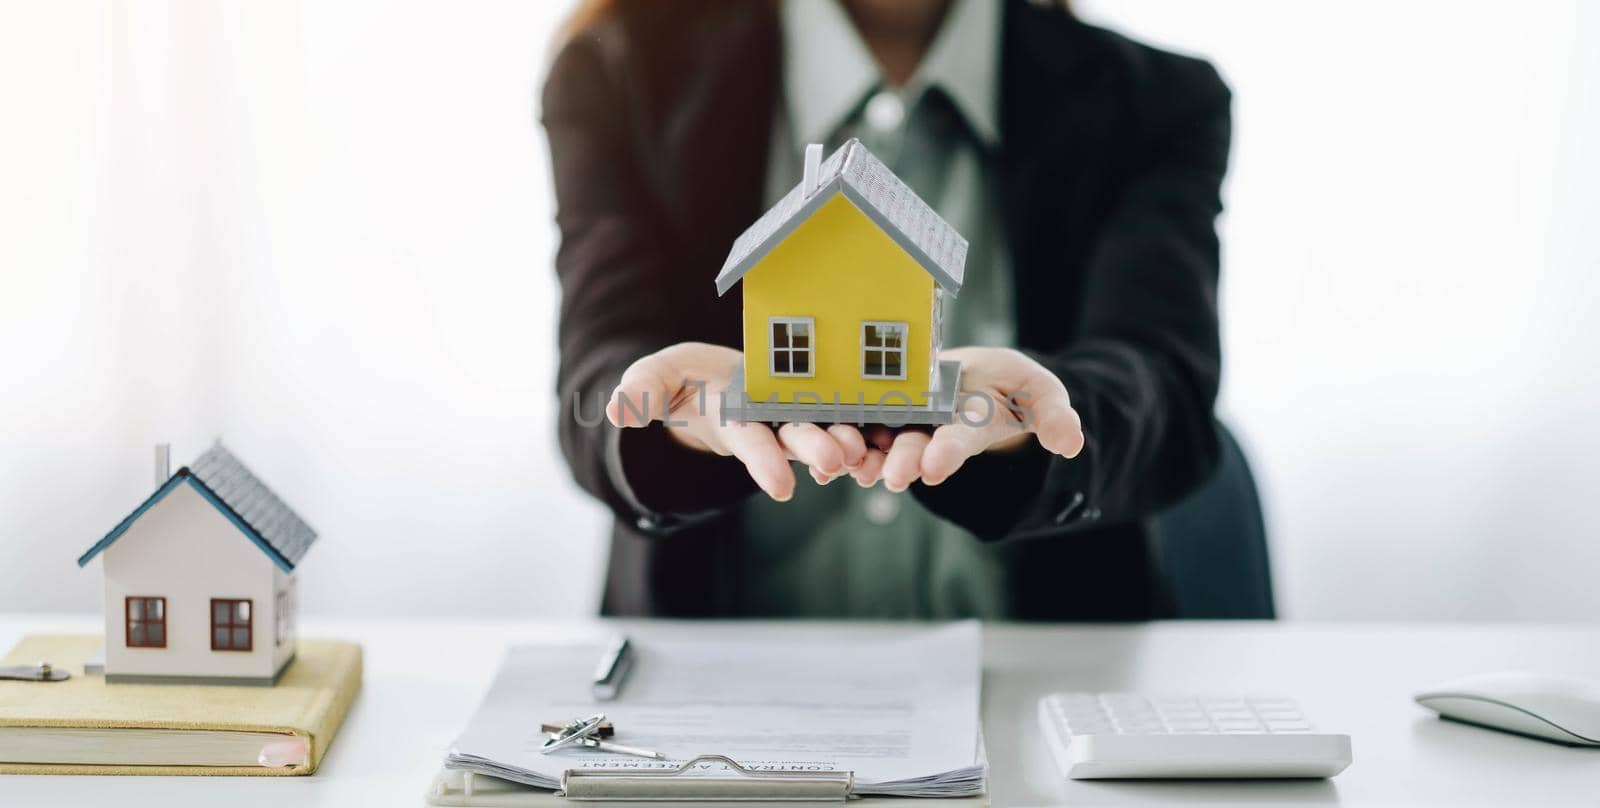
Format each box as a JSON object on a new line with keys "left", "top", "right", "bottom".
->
{"left": 868, "top": 347, "right": 1085, "bottom": 491}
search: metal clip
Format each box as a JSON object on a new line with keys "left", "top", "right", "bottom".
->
{"left": 560, "top": 754, "right": 855, "bottom": 802}
{"left": 542, "top": 713, "right": 664, "bottom": 759}
{"left": 0, "top": 661, "right": 71, "bottom": 682}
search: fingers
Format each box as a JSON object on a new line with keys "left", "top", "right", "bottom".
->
{"left": 778, "top": 423, "right": 845, "bottom": 478}
{"left": 826, "top": 424, "right": 869, "bottom": 471}
{"left": 866, "top": 425, "right": 896, "bottom": 453}
{"left": 806, "top": 425, "right": 868, "bottom": 486}
{"left": 1021, "top": 388, "right": 1085, "bottom": 458}
{"left": 920, "top": 387, "right": 1085, "bottom": 484}
{"left": 882, "top": 430, "right": 931, "bottom": 493}
{"left": 922, "top": 395, "right": 1012, "bottom": 485}
{"left": 718, "top": 422, "right": 796, "bottom": 501}
{"left": 851, "top": 447, "right": 886, "bottom": 487}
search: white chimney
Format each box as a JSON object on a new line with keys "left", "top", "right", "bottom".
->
{"left": 154, "top": 443, "right": 171, "bottom": 490}
{"left": 802, "top": 143, "right": 822, "bottom": 196}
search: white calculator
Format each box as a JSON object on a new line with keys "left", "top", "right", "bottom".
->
{"left": 1038, "top": 692, "right": 1352, "bottom": 779}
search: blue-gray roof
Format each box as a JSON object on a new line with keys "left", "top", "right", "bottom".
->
{"left": 714, "top": 138, "right": 967, "bottom": 297}
{"left": 77, "top": 444, "right": 318, "bottom": 573}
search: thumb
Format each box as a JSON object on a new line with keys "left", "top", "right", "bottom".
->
{"left": 607, "top": 353, "right": 680, "bottom": 428}
{"left": 1024, "top": 390, "right": 1084, "bottom": 458}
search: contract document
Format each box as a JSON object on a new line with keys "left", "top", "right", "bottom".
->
{"left": 445, "top": 622, "right": 985, "bottom": 798}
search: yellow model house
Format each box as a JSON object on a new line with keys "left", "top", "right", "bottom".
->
{"left": 714, "top": 139, "right": 967, "bottom": 425}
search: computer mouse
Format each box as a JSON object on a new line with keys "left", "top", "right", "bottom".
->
{"left": 1414, "top": 671, "right": 1600, "bottom": 746}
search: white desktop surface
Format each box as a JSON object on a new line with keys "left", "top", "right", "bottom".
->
{"left": 2, "top": 615, "right": 1598, "bottom": 806}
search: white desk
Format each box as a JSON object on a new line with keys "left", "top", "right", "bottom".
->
{"left": 2, "top": 615, "right": 1599, "bottom": 806}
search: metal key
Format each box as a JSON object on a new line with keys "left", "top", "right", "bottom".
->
{"left": 0, "top": 661, "right": 70, "bottom": 682}
{"left": 541, "top": 713, "right": 664, "bottom": 760}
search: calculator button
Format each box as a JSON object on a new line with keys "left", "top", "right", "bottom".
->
{"left": 1117, "top": 720, "right": 1165, "bottom": 730}
{"left": 1267, "top": 721, "right": 1313, "bottom": 732}
{"left": 1209, "top": 713, "right": 1256, "bottom": 725}
{"left": 1216, "top": 719, "right": 1265, "bottom": 730}
{"left": 1117, "top": 714, "right": 1160, "bottom": 727}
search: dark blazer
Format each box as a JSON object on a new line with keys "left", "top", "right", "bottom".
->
{"left": 542, "top": 0, "right": 1231, "bottom": 619}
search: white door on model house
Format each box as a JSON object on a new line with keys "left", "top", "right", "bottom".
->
{"left": 77, "top": 444, "right": 319, "bottom": 684}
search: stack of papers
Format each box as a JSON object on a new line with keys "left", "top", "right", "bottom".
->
{"left": 445, "top": 622, "right": 985, "bottom": 798}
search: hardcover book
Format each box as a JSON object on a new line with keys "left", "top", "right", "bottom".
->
{"left": 0, "top": 634, "right": 360, "bottom": 775}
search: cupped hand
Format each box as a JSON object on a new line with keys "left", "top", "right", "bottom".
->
{"left": 605, "top": 343, "right": 869, "bottom": 501}
{"left": 876, "top": 347, "right": 1085, "bottom": 491}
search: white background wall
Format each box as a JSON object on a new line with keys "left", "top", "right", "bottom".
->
{"left": 2, "top": 1, "right": 1597, "bottom": 621}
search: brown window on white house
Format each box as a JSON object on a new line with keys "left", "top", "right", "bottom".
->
{"left": 125, "top": 596, "right": 166, "bottom": 648}
{"left": 211, "top": 598, "right": 253, "bottom": 652}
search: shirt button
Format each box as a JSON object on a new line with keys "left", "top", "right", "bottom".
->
{"left": 865, "top": 490, "right": 901, "bottom": 525}
{"left": 864, "top": 90, "right": 906, "bottom": 133}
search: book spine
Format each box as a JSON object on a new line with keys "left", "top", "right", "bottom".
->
{"left": 302, "top": 643, "right": 364, "bottom": 774}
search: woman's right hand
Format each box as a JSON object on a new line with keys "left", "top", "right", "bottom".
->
{"left": 605, "top": 343, "right": 870, "bottom": 501}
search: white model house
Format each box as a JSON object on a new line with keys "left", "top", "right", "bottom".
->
{"left": 77, "top": 444, "right": 318, "bottom": 685}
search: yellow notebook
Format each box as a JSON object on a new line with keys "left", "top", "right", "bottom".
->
{"left": 0, "top": 634, "right": 361, "bottom": 776}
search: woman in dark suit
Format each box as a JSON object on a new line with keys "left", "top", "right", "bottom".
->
{"left": 543, "top": 0, "right": 1231, "bottom": 620}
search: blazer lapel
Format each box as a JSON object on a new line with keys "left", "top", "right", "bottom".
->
{"left": 654, "top": 5, "right": 781, "bottom": 269}
{"left": 998, "top": 1, "right": 1120, "bottom": 347}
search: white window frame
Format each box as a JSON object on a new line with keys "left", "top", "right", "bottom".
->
{"left": 860, "top": 321, "right": 909, "bottom": 380}
{"left": 768, "top": 316, "right": 816, "bottom": 378}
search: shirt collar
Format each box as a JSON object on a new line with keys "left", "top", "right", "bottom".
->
{"left": 781, "top": 0, "right": 1002, "bottom": 150}
{"left": 913, "top": 0, "right": 1002, "bottom": 147}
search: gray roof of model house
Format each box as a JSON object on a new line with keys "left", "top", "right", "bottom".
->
{"left": 78, "top": 443, "right": 319, "bottom": 573}
{"left": 713, "top": 138, "right": 967, "bottom": 296}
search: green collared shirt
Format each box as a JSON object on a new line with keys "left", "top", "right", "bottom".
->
{"left": 739, "top": 0, "right": 1020, "bottom": 618}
